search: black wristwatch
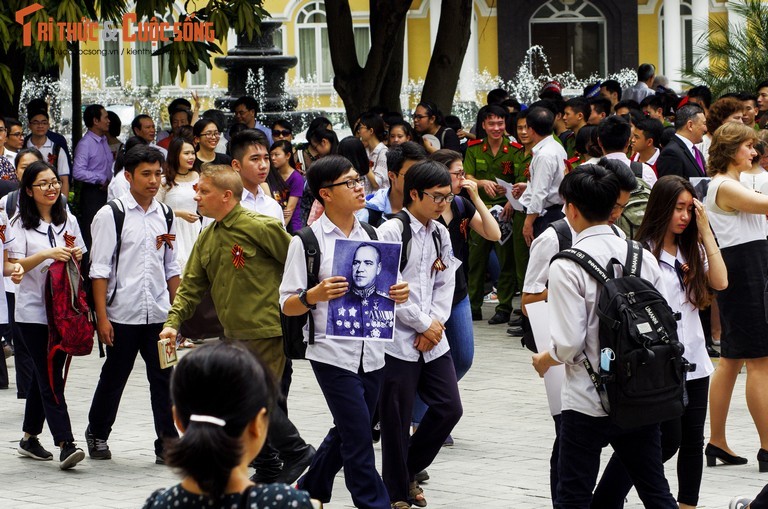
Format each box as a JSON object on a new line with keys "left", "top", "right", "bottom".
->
{"left": 298, "top": 289, "right": 316, "bottom": 310}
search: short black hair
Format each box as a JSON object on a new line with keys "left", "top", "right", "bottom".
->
{"left": 403, "top": 160, "right": 451, "bottom": 207}
{"left": 271, "top": 118, "right": 294, "bottom": 132}
{"left": 660, "top": 126, "right": 677, "bottom": 148}
{"left": 640, "top": 94, "right": 666, "bottom": 111}
{"left": 597, "top": 157, "right": 637, "bottom": 192}
{"left": 131, "top": 114, "right": 153, "bottom": 135}
{"left": 601, "top": 80, "right": 622, "bottom": 98}
{"left": 486, "top": 88, "right": 509, "bottom": 105}
{"left": 171, "top": 108, "right": 193, "bottom": 124}
{"left": 123, "top": 145, "right": 164, "bottom": 174}
{"left": 84, "top": 104, "right": 105, "bottom": 128}
{"left": 738, "top": 92, "right": 758, "bottom": 104}
{"left": 597, "top": 115, "right": 632, "bottom": 153}
{"left": 574, "top": 125, "right": 596, "bottom": 156}
{"left": 589, "top": 97, "right": 612, "bottom": 117}
{"left": 614, "top": 99, "right": 640, "bottom": 113}
{"left": 637, "top": 63, "right": 656, "bottom": 82}
{"left": 636, "top": 118, "right": 664, "bottom": 148}
{"left": 232, "top": 96, "right": 258, "bottom": 112}
{"left": 358, "top": 112, "right": 386, "bottom": 141}
{"left": 230, "top": 129, "right": 269, "bottom": 162}
{"left": 565, "top": 97, "right": 591, "bottom": 121}
{"left": 167, "top": 98, "right": 191, "bottom": 116}
{"left": 674, "top": 104, "right": 705, "bottom": 131}
{"left": 526, "top": 106, "right": 555, "bottom": 137}
{"left": 107, "top": 111, "right": 121, "bottom": 138}
{"left": 687, "top": 85, "right": 712, "bottom": 109}
{"left": 480, "top": 104, "right": 508, "bottom": 123}
{"left": 202, "top": 109, "right": 227, "bottom": 133}
{"left": 501, "top": 98, "right": 521, "bottom": 113}
{"left": 5, "top": 117, "right": 22, "bottom": 131}
{"left": 307, "top": 155, "right": 355, "bottom": 206}
{"left": 559, "top": 163, "right": 621, "bottom": 222}
{"left": 530, "top": 98, "right": 564, "bottom": 116}
{"left": 386, "top": 141, "right": 427, "bottom": 175}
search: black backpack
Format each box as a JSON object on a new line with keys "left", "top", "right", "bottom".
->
{"left": 282, "top": 222, "right": 378, "bottom": 360}
{"left": 552, "top": 239, "right": 687, "bottom": 429}
{"left": 390, "top": 209, "right": 444, "bottom": 272}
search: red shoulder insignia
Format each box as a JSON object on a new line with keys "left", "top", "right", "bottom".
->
{"left": 467, "top": 139, "right": 483, "bottom": 147}
{"left": 510, "top": 141, "right": 524, "bottom": 150}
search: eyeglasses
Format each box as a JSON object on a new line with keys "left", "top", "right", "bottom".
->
{"left": 272, "top": 129, "right": 291, "bottom": 137}
{"left": 31, "top": 180, "right": 62, "bottom": 190}
{"left": 412, "top": 114, "right": 428, "bottom": 121}
{"left": 200, "top": 131, "right": 220, "bottom": 138}
{"left": 449, "top": 170, "right": 466, "bottom": 178}
{"left": 30, "top": 120, "right": 49, "bottom": 126}
{"left": 423, "top": 191, "right": 454, "bottom": 204}
{"left": 614, "top": 201, "right": 628, "bottom": 212}
{"left": 0, "top": 128, "right": 6, "bottom": 133}
{"left": 323, "top": 177, "right": 365, "bottom": 189}
{"left": 7, "top": 131, "right": 23, "bottom": 137}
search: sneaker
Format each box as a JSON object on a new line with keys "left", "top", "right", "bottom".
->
{"left": 483, "top": 291, "right": 498, "bottom": 303}
{"left": 85, "top": 427, "right": 111, "bottom": 460}
{"left": 729, "top": 496, "right": 753, "bottom": 509}
{"left": 442, "top": 434, "right": 454, "bottom": 447}
{"left": 18, "top": 437, "right": 53, "bottom": 461}
{"left": 59, "top": 442, "right": 85, "bottom": 470}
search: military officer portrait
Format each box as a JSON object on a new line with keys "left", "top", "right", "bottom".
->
{"left": 326, "top": 240, "right": 399, "bottom": 341}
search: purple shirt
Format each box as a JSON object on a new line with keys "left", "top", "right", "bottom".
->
{"left": 73, "top": 130, "right": 113, "bottom": 185}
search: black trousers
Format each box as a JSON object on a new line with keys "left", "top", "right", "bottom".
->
{"left": 533, "top": 205, "right": 565, "bottom": 238}
{"left": 7, "top": 292, "right": 33, "bottom": 398}
{"left": 590, "top": 376, "right": 710, "bottom": 507}
{"left": 380, "top": 352, "right": 463, "bottom": 502}
{"left": 77, "top": 182, "right": 107, "bottom": 251}
{"left": 18, "top": 322, "right": 74, "bottom": 445}
{"left": 88, "top": 322, "right": 177, "bottom": 452}
{"left": 556, "top": 410, "right": 677, "bottom": 509}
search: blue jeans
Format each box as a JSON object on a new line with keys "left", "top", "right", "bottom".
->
{"left": 412, "top": 296, "right": 474, "bottom": 424}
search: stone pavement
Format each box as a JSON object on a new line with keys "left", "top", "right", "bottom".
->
{"left": 0, "top": 301, "right": 765, "bottom": 508}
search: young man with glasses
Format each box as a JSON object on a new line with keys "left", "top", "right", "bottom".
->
{"left": 26, "top": 111, "right": 71, "bottom": 198}
{"left": 4, "top": 119, "right": 24, "bottom": 157}
{"left": 377, "top": 160, "right": 463, "bottom": 509}
{"left": 280, "top": 155, "right": 409, "bottom": 509}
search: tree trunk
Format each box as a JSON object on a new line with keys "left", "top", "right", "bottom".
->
{"left": 0, "top": 50, "right": 26, "bottom": 119}
{"left": 420, "top": 0, "right": 473, "bottom": 115}
{"left": 378, "top": 20, "right": 406, "bottom": 114}
{"left": 71, "top": 43, "right": 83, "bottom": 146}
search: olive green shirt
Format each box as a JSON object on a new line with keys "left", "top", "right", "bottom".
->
{"left": 165, "top": 204, "right": 290, "bottom": 340}
{"left": 464, "top": 137, "right": 527, "bottom": 206}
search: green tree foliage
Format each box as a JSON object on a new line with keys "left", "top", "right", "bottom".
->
{"left": 684, "top": 0, "right": 768, "bottom": 96}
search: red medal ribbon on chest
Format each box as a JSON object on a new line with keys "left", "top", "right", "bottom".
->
{"left": 459, "top": 218, "right": 469, "bottom": 239}
{"left": 63, "top": 231, "right": 76, "bottom": 248}
{"left": 523, "top": 162, "right": 531, "bottom": 181}
{"left": 232, "top": 243, "right": 245, "bottom": 269}
{"left": 501, "top": 161, "right": 513, "bottom": 176}
{"left": 156, "top": 233, "right": 176, "bottom": 250}
{"left": 0, "top": 225, "right": 6, "bottom": 243}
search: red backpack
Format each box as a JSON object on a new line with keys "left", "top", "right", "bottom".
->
{"left": 44, "top": 259, "right": 94, "bottom": 401}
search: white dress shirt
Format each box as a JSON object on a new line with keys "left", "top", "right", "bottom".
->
{"left": 631, "top": 148, "right": 660, "bottom": 167}
{"left": 603, "top": 151, "right": 657, "bottom": 187}
{"left": 8, "top": 212, "right": 85, "bottom": 324}
{"left": 367, "top": 142, "right": 389, "bottom": 193}
{"left": 657, "top": 247, "right": 713, "bottom": 381}
{"left": 241, "top": 186, "right": 285, "bottom": 226}
{"left": 2, "top": 148, "right": 17, "bottom": 167}
{"left": 0, "top": 213, "right": 13, "bottom": 323}
{"left": 89, "top": 193, "right": 180, "bottom": 325}
{"left": 26, "top": 137, "right": 70, "bottom": 178}
{"left": 520, "top": 135, "right": 567, "bottom": 215}
{"left": 547, "top": 224, "right": 668, "bottom": 417}
{"left": 622, "top": 82, "right": 656, "bottom": 104}
{"left": 377, "top": 209, "right": 459, "bottom": 363}
{"left": 279, "top": 213, "right": 386, "bottom": 373}
{"left": 107, "top": 169, "right": 131, "bottom": 201}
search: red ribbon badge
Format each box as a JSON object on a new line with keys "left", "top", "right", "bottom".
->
{"left": 501, "top": 161, "right": 513, "bottom": 176}
{"left": 0, "top": 224, "right": 5, "bottom": 243}
{"left": 523, "top": 162, "right": 531, "bottom": 181}
{"left": 564, "top": 156, "right": 580, "bottom": 175}
{"left": 232, "top": 243, "right": 245, "bottom": 269}
{"left": 459, "top": 218, "right": 469, "bottom": 239}
{"left": 63, "top": 231, "right": 76, "bottom": 248}
{"left": 156, "top": 233, "right": 176, "bottom": 250}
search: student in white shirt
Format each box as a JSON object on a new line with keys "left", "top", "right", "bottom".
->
{"left": 532, "top": 165, "right": 678, "bottom": 508}
{"left": 280, "top": 155, "right": 408, "bottom": 509}
{"left": 230, "top": 129, "right": 285, "bottom": 224}
{"left": 8, "top": 161, "right": 84, "bottom": 469}
{"left": 598, "top": 115, "right": 657, "bottom": 187}
{"left": 377, "top": 161, "right": 462, "bottom": 508}
{"left": 591, "top": 175, "right": 727, "bottom": 509}
{"left": 85, "top": 146, "right": 181, "bottom": 464}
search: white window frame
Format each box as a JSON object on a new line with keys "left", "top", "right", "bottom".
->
{"left": 658, "top": 0, "right": 694, "bottom": 76}
{"left": 100, "top": 32, "right": 124, "bottom": 88}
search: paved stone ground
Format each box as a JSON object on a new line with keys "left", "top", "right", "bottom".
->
{"left": 0, "top": 301, "right": 766, "bottom": 508}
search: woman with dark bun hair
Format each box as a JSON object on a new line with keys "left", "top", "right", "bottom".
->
{"left": 143, "top": 342, "right": 316, "bottom": 508}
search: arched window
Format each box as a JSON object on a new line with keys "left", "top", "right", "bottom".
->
{"left": 529, "top": 0, "right": 607, "bottom": 78}
{"left": 659, "top": 0, "right": 694, "bottom": 75}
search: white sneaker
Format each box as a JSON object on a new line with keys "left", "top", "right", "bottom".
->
{"left": 730, "top": 496, "right": 753, "bottom": 509}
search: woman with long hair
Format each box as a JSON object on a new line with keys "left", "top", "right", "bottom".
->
{"left": 192, "top": 119, "right": 231, "bottom": 171}
{"left": 267, "top": 140, "right": 303, "bottom": 234}
{"left": 592, "top": 175, "right": 727, "bottom": 509}
{"left": 8, "top": 160, "right": 86, "bottom": 469}
{"left": 304, "top": 128, "right": 339, "bottom": 226}
{"left": 356, "top": 112, "right": 389, "bottom": 193}
{"left": 143, "top": 342, "right": 315, "bottom": 508}
{"left": 704, "top": 122, "right": 768, "bottom": 470}
{"left": 388, "top": 121, "right": 414, "bottom": 147}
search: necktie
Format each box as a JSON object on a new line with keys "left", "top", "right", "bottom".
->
{"left": 674, "top": 259, "right": 689, "bottom": 290}
{"left": 693, "top": 146, "right": 706, "bottom": 176}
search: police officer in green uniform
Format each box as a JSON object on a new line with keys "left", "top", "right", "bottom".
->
{"left": 464, "top": 105, "right": 522, "bottom": 324}
{"left": 328, "top": 243, "right": 395, "bottom": 339}
{"left": 509, "top": 111, "right": 534, "bottom": 324}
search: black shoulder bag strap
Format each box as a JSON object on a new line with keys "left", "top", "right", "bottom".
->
{"left": 392, "top": 210, "right": 412, "bottom": 271}
{"left": 359, "top": 221, "right": 378, "bottom": 240}
{"left": 295, "top": 227, "right": 321, "bottom": 345}
{"left": 549, "top": 218, "right": 573, "bottom": 252}
{"left": 106, "top": 199, "right": 125, "bottom": 306}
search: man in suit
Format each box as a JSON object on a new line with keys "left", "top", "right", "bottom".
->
{"left": 656, "top": 104, "right": 708, "bottom": 179}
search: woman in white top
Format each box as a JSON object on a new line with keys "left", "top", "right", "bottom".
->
{"left": 704, "top": 122, "right": 768, "bottom": 471}
{"left": 356, "top": 112, "right": 389, "bottom": 193}
{"left": 8, "top": 160, "right": 86, "bottom": 469}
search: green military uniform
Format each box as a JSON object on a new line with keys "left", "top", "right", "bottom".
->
{"left": 464, "top": 136, "right": 528, "bottom": 318}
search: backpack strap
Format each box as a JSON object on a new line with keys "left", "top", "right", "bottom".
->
{"left": 548, "top": 218, "right": 573, "bottom": 252}
{"left": 453, "top": 195, "right": 467, "bottom": 218}
{"left": 6, "top": 189, "right": 18, "bottom": 219}
{"left": 392, "top": 210, "right": 412, "bottom": 271}
{"left": 623, "top": 239, "right": 643, "bottom": 277}
{"left": 551, "top": 248, "right": 612, "bottom": 286}
{"left": 295, "top": 227, "right": 321, "bottom": 345}
{"left": 106, "top": 199, "right": 125, "bottom": 306}
{"left": 159, "top": 201, "right": 174, "bottom": 234}
{"left": 359, "top": 221, "right": 378, "bottom": 240}
{"left": 629, "top": 161, "right": 644, "bottom": 179}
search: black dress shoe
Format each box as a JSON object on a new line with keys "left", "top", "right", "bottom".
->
{"left": 471, "top": 310, "right": 482, "bottom": 321}
{"left": 705, "top": 443, "right": 747, "bottom": 466}
{"left": 759, "top": 448, "right": 768, "bottom": 472}
{"left": 507, "top": 327, "right": 524, "bottom": 336}
{"left": 488, "top": 312, "right": 510, "bottom": 325}
{"left": 276, "top": 444, "right": 316, "bottom": 485}
{"left": 508, "top": 316, "right": 523, "bottom": 327}
{"left": 513, "top": 308, "right": 523, "bottom": 316}
{"left": 707, "top": 346, "right": 721, "bottom": 358}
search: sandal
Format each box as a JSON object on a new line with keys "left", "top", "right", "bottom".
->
{"left": 391, "top": 503, "right": 410, "bottom": 509}
{"left": 181, "top": 339, "right": 196, "bottom": 349}
{"left": 409, "top": 480, "right": 427, "bottom": 507}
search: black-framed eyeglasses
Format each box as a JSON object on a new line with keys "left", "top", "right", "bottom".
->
{"left": 31, "top": 180, "right": 62, "bottom": 190}
{"left": 423, "top": 191, "right": 454, "bottom": 204}
{"left": 200, "top": 131, "right": 220, "bottom": 138}
{"left": 323, "top": 177, "right": 365, "bottom": 190}
{"left": 449, "top": 170, "right": 466, "bottom": 178}
{"left": 7, "top": 131, "right": 23, "bottom": 137}
{"left": 30, "top": 120, "right": 49, "bottom": 126}
{"left": 272, "top": 129, "right": 292, "bottom": 137}
{"left": 412, "top": 114, "right": 428, "bottom": 121}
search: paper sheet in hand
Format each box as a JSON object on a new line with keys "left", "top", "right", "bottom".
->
{"left": 495, "top": 178, "right": 525, "bottom": 211}
{"left": 527, "top": 300, "right": 564, "bottom": 416}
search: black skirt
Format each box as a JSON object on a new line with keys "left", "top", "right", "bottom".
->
{"left": 717, "top": 239, "right": 768, "bottom": 359}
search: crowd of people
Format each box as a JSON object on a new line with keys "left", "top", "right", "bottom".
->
{"left": 2, "top": 61, "right": 768, "bottom": 508}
